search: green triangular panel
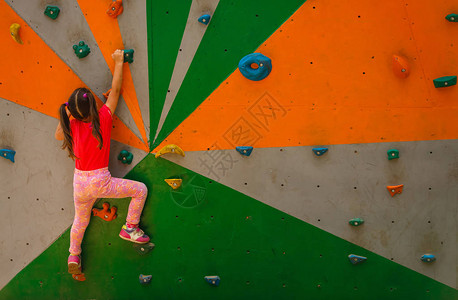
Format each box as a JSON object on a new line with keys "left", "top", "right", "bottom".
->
{"left": 0, "top": 155, "right": 456, "bottom": 299}
{"left": 147, "top": 0, "right": 192, "bottom": 148}
{"left": 151, "top": 0, "right": 307, "bottom": 149}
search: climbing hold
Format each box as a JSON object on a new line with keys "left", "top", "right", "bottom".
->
{"left": 72, "top": 273, "right": 86, "bottom": 281}
{"left": 139, "top": 274, "right": 152, "bottom": 285}
{"left": 204, "top": 276, "right": 220, "bottom": 286}
{"left": 9, "top": 23, "right": 23, "bottom": 44}
{"left": 421, "top": 254, "right": 436, "bottom": 263}
{"left": 103, "top": 89, "right": 111, "bottom": 99}
{"left": 445, "top": 14, "right": 458, "bottom": 22}
{"left": 107, "top": 0, "right": 123, "bottom": 18}
{"left": 392, "top": 55, "right": 410, "bottom": 78}
{"left": 165, "top": 179, "right": 182, "bottom": 190}
{"left": 118, "top": 150, "right": 133, "bottom": 164}
{"left": 348, "top": 254, "right": 367, "bottom": 265}
{"left": 134, "top": 242, "right": 155, "bottom": 255}
{"left": 92, "top": 202, "right": 117, "bottom": 221}
{"left": 0, "top": 149, "right": 16, "bottom": 163}
{"left": 433, "top": 76, "right": 457, "bottom": 88}
{"left": 123, "top": 49, "right": 134, "bottom": 63}
{"left": 312, "top": 148, "right": 328, "bottom": 156}
{"left": 44, "top": 5, "right": 60, "bottom": 20}
{"left": 198, "top": 14, "right": 211, "bottom": 25}
{"left": 349, "top": 218, "right": 364, "bottom": 226}
{"left": 387, "top": 184, "right": 403, "bottom": 197}
{"left": 155, "top": 144, "right": 185, "bottom": 158}
{"left": 236, "top": 146, "right": 253, "bottom": 156}
{"left": 103, "top": 88, "right": 123, "bottom": 99}
{"left": 238, "top": 53, "right": 272, "bottom": 81}
{"left": 73, "top": 41, "right": 90, "bottom": 59}
{"left": 387, "top": 149, "right": 399, "bottom": 160}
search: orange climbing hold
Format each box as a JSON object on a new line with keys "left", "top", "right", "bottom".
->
{"left": 92, "top": 202, "right": 117, "bottom": 221}
{"left": 103, "top": 88, "right": 123, "bottom": 99}
{"left": 392, "top": 55, "right": 410, "bottom": 78}
{"left": 106, "top": 0, "right": 123, "bottom": 18}
{"left": 387, "top": 184, "right": 404, "bottom": 197}
{"left": 103, "top": 89, "right": 111, "bottom": 99}
{"left": 72, "top": 273, "right": 86, "bottom": 281}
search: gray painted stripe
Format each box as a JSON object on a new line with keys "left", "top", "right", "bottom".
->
{"left": 163, "top": 140, "right": 458, "bottom": 288}
{"left": 153, "top": 0, "right": 220, "bottom": 144}
{"left": 5, "top": 0, "right": 143, "bottom": 141}
{"left": 118, "top": 0, "right": 150, "bottom": 138}
{"left": 0, "top": 99, "right": 75, "bottom": 290}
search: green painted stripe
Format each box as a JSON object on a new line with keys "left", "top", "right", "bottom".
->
{"left": 147, "top": 0, "right": 192, "bottom": 148}
{"left": 151, "top": 0, "right": 307, "bottom": 149}
{"left": 1, "top": 154, "right": 456, "bottom": 299}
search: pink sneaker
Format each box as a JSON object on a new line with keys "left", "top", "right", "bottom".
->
{"left": 119, "top": 225, "right": 150, "bottom": 244}
{"left": 68, "top": 255, "right": 81, "bottom": 274}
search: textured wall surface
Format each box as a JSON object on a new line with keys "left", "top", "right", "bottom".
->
{"left": 0, "top": 0, "right": 457, "bottom": 298}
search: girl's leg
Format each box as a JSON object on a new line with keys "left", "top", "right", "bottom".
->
{"left": 100, "top": 177, "right": 148, "bottom": 225}
{"left": 69, "top": 196, "right": 97, "bottom": 256}
{"left": 69, "top": 170, "right": 103, "bottom": 256}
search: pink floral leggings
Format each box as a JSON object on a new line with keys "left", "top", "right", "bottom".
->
{"left": 69, "top": 167, "right": 148, "bottom": 255}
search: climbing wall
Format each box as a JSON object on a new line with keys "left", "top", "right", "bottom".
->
{"left": 1, "top": 0, "right": 457, "bottom": 299}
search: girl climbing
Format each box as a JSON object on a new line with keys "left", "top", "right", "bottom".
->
{"left": 55, "top": 49, "right": 150, "bottom": 275}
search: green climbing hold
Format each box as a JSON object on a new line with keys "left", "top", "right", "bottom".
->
{"left": 387, "top": 149, "right": 399, "bottom": 160}
{"left": 118, "top": 150, "right": 133, "bottom": 164}
{"left": 445, "top": 14, "right": 458, "bottom": 22}
{"left": 73, "top": 41, "right": 90, "bottom": 59}
{"left": 433, "top": 76, "right": 457, "bottom": 88}
{"left": 349, "top": 218, "right": 364, "bottom": 226}
{"left": 44, "top": 6, "right": 60, "bottom": 20}
{"left": 124, "top": 49, "right": 134, "bottom": 63}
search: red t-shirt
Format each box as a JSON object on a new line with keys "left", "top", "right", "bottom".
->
{"left": 70, "top": 105, "right": 112, "bottom": 171}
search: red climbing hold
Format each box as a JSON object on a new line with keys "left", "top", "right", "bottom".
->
{"left": 92, "top": 202, "right": 117, "bottom": 221}
{"left": 72, "top": 273, "right": 86, "bottom": 281}
{"left": 392, "top": 55, "right": 410, "bottom": 78}
{"left": 107, "top": 0, "right": 123, "bottom": 18}
{"left": 387, "top": 184, "right": 403, "bottom": 197}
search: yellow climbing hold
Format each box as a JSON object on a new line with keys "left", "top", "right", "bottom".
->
{"left": 164, "top": 179, "right": 182, "bottom": 190}
{"left": 155, "top": 144, "right": 185, "bottom": 158}
{"left": 10, "top": 23, "right": 23, "bottom": 44}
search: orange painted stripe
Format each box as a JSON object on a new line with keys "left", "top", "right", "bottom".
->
{"left": 77, "top": 0, "right": 149, "bottom": 149}
{"left": 153, "top": 0, "right": 458, "bottom": 152}
{"left": 0, "top": 1, "right": 148, "bottom": 152}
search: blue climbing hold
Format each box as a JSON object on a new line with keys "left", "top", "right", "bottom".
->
{"left": 236, "top": 146, "right": 253, "bottom": 156}
{"left": 139, "top": 274, "right": 152, "bottom": 285}
{"left": 238, "top": 53, "right": 272, "bottom": 81}
{"left": 348, "top": 254, "right": 367, "bottom": 265}
{"left": 204, "top": 275, "right": 220, "bottom": 286}
{"left": 421, "top": 254, "right": 436, "bottom": 263}
{"left": 312, "top": 148, "right": 328, "bottom": 156}
{"left": 0, "top": 149, "right": 15, "bottom": 163}
{"left": 198, "top": 14, "right": 211, "bottom": 25}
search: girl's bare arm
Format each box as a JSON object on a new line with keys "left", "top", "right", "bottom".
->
{"left": 106, "top": 50, "right": 124, "bottom": 114}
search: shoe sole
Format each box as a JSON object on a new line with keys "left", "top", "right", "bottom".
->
{"left": 68, "top": 262, "right": 81, "bottom": 275}
{"left": 119, "top": 234, "right": 150, "bottom": 244}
